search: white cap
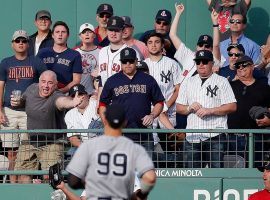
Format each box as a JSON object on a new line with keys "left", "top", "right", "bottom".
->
{"left": 79, "top": 23, "right": 95, "bottom": 34}
{"left": 12, "top": 30, "right": 29, "bottom": 41}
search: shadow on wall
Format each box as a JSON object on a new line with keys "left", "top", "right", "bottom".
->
{"left": 245, "top": 7, "right": 270, "bottom": 46}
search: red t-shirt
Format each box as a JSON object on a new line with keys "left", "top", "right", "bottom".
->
{"left": 249, "top": 189, "right": 270, "bottom": 200}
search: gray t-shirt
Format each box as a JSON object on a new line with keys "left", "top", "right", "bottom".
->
{"left": 23, "top": 83, "right": 66, "bottom": 145}
{"left": 66, "top": 135, "right": 154, "bottom": 200}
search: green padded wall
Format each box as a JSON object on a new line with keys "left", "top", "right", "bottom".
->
{"left": 0, "top": 0, "right": 269, "bottom": 59}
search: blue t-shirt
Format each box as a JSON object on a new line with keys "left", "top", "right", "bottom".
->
{"left": 100, "top": 70, "right": 165, "bottom": 129}
{"left": 37, "top": 47, "right": 82, "bottom": 87}
{"left": 0, "top": 55, "right": 46, "bottom": 108}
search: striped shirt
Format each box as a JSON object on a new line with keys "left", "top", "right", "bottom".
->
{"left": 176, "top": 73, "right": 236, "bottom": 143}
{"left": 145, "top": 56, "right": 182, "bottom": 115}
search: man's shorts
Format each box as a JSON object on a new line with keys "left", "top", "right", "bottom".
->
{"left": 0, "top": 107, "right": 27, "bottom": 148}
{"left": 14, "top": 144, "right": 64, "bottom": 170}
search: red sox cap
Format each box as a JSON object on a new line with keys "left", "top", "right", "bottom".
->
{"left": 96, "top": 3, "right": 113, "bottom": 15}
{"left": 120, "top": 47, "right": 137, "bottom": 61}
{"left": 107, "top": 16, "right": 124, "bottom": 31}
{"left": 155, "top": 9, "right": 172, "bottom": 24}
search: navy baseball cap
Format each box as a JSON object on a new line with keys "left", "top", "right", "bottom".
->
{"left": 137, "top": 61, "right": 149, "bottom": 72}
{"left": 120, "top": 47, "right": 137, "bottom": 61}
{"left": 155, "top": 9, "right": 172, "bottom": 24}
{"left": 105, "top": 104, "right": 126, "bottom": 129}
{"left": 258, "top": 161, "right": 270, "bottom": 172}
{"left": 197, "top": 34, "right": 213, "bottom": 46}
{"left": 35, "top": 10, "right": 51, "bottom": 20}
{"left": 107, "top": 16, "right": 124, "bottom": 31}
{"left": 96, "top": 3, "right": 113, "bottom": 15}
{"left": 234, "top": 55, "right": 253, "bottom": 66}
{"left": 122, "top": 16, "right": 133, "bottom": 27}
{"left": 227, "top": 43, "right": 245, "bottom": 54}
{"left": 69, "top": 84, "right": 87, "bottom": 97}
{"left": 194, "top": 50, "right": 213, "bottom": 61}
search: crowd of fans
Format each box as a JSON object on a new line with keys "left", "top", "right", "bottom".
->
{"left": 0, "top": 0, "right": 270, "bottom": 185}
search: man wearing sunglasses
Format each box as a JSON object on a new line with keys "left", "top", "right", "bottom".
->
{"left": 219, "top": 43, "right": 267, "bottom": 83}
{"left": 220, "top": 13, "right": 260, "bottom": 67}
{"left": 176, "top": 50, "right": 237, "bottom": 168}
{"left": 28, "top": 10, "right": 53, "bottom": 56}
{"left": 99, "top": 47, "right": 164, "bottom": 154}
{"left": 0, "top": 30, "right": 46, "bottom": 183}
{"left": 140, "top": 9, "right": 176, "bottom": 59}
{"left": 227, "top": 55, "right": 270, "bottom": 167}
{"left": 94, "top": 3, "right": 113, "bottom": 47}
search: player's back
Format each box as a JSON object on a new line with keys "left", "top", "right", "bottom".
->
{"left": 68, "top": 135, "right": 153, "bottom": 199}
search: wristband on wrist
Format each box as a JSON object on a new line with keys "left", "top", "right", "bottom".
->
{"left": 213, "top": 24, "right": 219, "bottom": 27}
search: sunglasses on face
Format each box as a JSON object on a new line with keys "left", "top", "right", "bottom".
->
{"left": 121, "top": 59, "right": 136, "bottom": 64}
{"left": 13, "top": 38, "right": 28, "bottom": 44}
{"left": 198, "top": 43, "right": 212, "bottom": 49}
{"left": 229, "top": 19, "right": 243, "bottom": 24}
{"left": 195, "top": 60, "right": 209, "bottom": 65}
{"left": 234, "top": 62, "right": 252, "bottom": 69}
{"left": 156, "top": 20, "right": 169, "bottom": 26}
{"left": 99, "top": 13, "right": 112, "bottom": 18}
{"left": 38, "top": 17, "right": 50, "bottom": 21}
{"left": 228, "top": 53, "right": 241, "bottom": 57}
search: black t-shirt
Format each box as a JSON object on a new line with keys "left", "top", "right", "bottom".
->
{"left": 228, "top": 80, "right": 270, "bottom": 129}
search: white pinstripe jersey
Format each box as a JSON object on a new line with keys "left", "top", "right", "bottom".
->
{"left": 174, "top": 42, "right": 226, "bottom": 85}
{"left": 176, "top": 73, "right": 236, "bottom": 143}
{"left": 98, "top": 44, "right": 128, "bottom": 86}
{"left": 144, "top": 56, "right": 182, "bottom": 114}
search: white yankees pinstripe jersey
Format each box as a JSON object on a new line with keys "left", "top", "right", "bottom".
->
{"left": 174, "top": 42, "right": 226, "bottom": 85}
{"left": 176, "top": 73, "right": 236, "bottom": 143}
{"left": 65, "top": 97, "right": 99, "bottom": 141}
{"left": 98, "top": 44, "right": 128, "bottom": 86}
{"left": 145, "top": 56, "right": 182, "bottom": 114}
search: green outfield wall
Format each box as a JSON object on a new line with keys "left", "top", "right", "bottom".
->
{"left": 0, "top": 0, "right": 269, "bottom": 59}
{"left": 0, "top": 169, "right": 264, "bottom": 200}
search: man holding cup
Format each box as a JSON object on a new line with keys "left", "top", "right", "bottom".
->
{"left": 0, "top": 30, "right": 46, "bottom": 183}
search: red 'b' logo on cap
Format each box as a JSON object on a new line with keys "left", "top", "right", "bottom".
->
{"left": 203, "top": 36, "right": 208, "bottom": 41}
{"left": 112, "top": 19, "right": 116, "bottom": 25}
{"left": 104, "top": 5, "right": 108, "bottom": 10}
{"left": 161, "top": 10, "right": 167, "bottom": 17}
{"left": 125, "top": 50, "right": 129, "bottom": 56}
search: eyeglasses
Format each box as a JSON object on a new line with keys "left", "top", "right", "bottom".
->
{"left": 195, "top": 60, "right": 209, "bottom": 65}
{"left": 229, "top": 19, "right": 243, "bottom": 24}
{"left": 121, "top": 59, "right": 136, "bottom": 64}
{"left": 99, "top": 13, "right": 112, "bottom": 19}
{"left": 156, "top": 20, "right": 169, "bottom": 26}
{"left": 198, "top": 43, "right": 212, "bottom": 49}
{"left": 13, "top": 38, "right": 28, "bottom": 44}
{"left": 228, "top": 53, "right": 241, "bottom": 57}
{"left": 234, "top": 62, "right": 252, "bottom": 69}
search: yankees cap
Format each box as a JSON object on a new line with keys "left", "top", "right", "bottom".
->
{"left": 155, "top": 9, "right": 172, "bottom": 23}
{"left": 69, "top": 84, "right": 87, "bottom": 97}
{"left": 79, "top": 23, "right": 95, "bottom": 34}
{"left": 122, "top": 16, "right": 133, "bottom": 27}
{"left": 257, "top": 161, "right": 270, "bottom": 172}
{"left": 107, "top": 16, "right": 124, "bottom": 31}
{"left": 227, "top": 43, "right": 245, "bottom": 54}
{"left": 197, "top": 34, "right": 213, "bottom": 46}
{"left": 12, "top": 30, "right": 29, "bottom": 41}
{"left": 35, "top": 10, "right": 51, "bottom": 20}
{"left": 105, "top": 104, "right": 126, "bottom": 129}
{"left": 120, "top": 47, "right": 137, "bottom": 61}
{"left": 194, "top": 50, "right": 213, "bottom": 61}
{"left": 96, "top": 3, "right": 113, "bottom": 15}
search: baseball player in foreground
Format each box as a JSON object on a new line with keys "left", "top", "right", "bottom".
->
{"left": 66, "top": 104, "right": 156, "bottom": 200}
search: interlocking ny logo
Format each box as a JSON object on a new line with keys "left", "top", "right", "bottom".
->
{"left": 125, "top": 49, "right": 129, "bottom": 56}
{"left": 161, "top": 10, "right": 167, "bottom": 17}
{"left": 199, "top": 51, "right": 204, "bottom": 57}
{"left": 160, "top": 70, "right": 171, "bottom": 83}
{"left": 206, "top": 85, "right": 218, "bottom": 97}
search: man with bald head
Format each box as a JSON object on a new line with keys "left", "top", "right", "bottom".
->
{"left": 11, "top": 70, "right": 83, "bottom": 183}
